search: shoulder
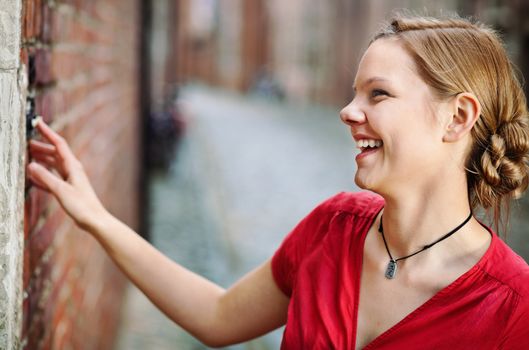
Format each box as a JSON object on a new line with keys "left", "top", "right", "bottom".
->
{"left": 271, "top": 192, "right": 383, "bottom": 297}
{"left": 488, "top": 241, "right": 529, "bottom": 348}
{"left": 281, "top": 191, "right": 383, "bottom": 243}
{"left": 314, "top": 191, "right": 384, "bottom": 218}
{"left": 486, "top": 237, "right": 529, "bottom": 298}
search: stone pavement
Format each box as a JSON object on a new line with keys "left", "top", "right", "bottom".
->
{"left": 114, "top": 85, "right": 359, "bottom": 350}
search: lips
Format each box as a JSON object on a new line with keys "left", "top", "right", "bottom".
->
{"left": 353, "top": 137, "right": 383, "bottom": 162}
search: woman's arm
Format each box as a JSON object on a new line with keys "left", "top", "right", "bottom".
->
{"left": 27, "top": 121, "right": 289, "bottom": 347}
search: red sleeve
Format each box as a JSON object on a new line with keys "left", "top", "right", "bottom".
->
{"left": 498, "top": 278, "right": 529, "bottom": 349}
{"left": 270, "top": 193, "right": 344, "bottom": 297}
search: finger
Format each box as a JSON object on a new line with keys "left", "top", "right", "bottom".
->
{"left": 29, "top": 146, "right": 60, "bottom": 168}
{"left": 29, "top": 140, "right": 57, "bottom": 155}
{"left": 27, "top": 162, "right": 66, "bottom": 195}
{"left": 35, "top": 120, "right": 79, "bottom": 172}
{"left": 34, "top": 156, "right": 69, "bottom": 180}
{"left": 35, "top": 120, "right": 62, "bottom": 145}
{"left": 35, "top": 120, "right": 74, "bottom": 160}
{"left": 31, "top": 155, "right": 59, "bottom": 171}
{"left": 28, "top": 172, "right": 51, "bottom": 192}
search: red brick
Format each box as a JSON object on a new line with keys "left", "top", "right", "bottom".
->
{"left": 51, "top": 10, "right": 73, "bottom": 43}
{"left": 22, "top": 1, "right": 29, "bottom": 39}
{"left": 73, "top": 20, "right": 96, "bottom": 44}
{"left": 20, "top": 48, "right": 29, "bottom": 67}
{"left": 31, "top": 272, "right": 54, "bottom": 323}
{"left": 23, "top": 244, "right": 31, "bottom": 290}
{"left": 41, "top": 2, "right": 53, "bottom": 43}
{"left": 38, "top": 331, "right": 52, "bottom": 350}
{"left": 28, "top": 209, "right": 63, "bottom": 275}
{"left": 24, "top": 197, "right": 31, "bottom": 241}
{"left": 52, "top": 319, "right": 72, "bottom": 350}
{"left": 50, "top": 50, "right": 71, "bottom": 81}
{"left": 35, "top": 88, "right": 67, "bottom": 120}
{"left": 21, "top": 292, "right": 30, "bottom": 336}
{"left": 24, "top": 325, "right": 41, "bottom": 350}
{"left": 34, "top": 0, "right": 43, "bottom": 38}
{"left": 34, "top": 48, "right": 53, "bottom": 85}
{"left": 45, "top": 275, "right": 69, "bottom": 328}
{"left": 25, "top": 188, "right": 47, "bottom": 236}
{"left": 26, "top": 0, "right": 35, "bottom": 38}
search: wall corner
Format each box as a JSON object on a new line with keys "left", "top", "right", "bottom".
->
{"left": 0, "top": 0, "right": 24, "bottom": 348}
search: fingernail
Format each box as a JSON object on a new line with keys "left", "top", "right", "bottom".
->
{"left": 28, "top": 162, "right": 40, "bottom": 172}
{"left": 32, "top": 116, "right": 43, "bottom": 128}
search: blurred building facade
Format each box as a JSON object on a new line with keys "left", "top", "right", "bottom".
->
{"left": 169, "top": 0, "right": 529, "bottom": 260}
{"left": 172, "top": 0, "right": 529, "bottom": 106}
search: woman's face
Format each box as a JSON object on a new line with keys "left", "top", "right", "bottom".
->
{"left": 340, "top": 38, "right": 448, "bottom": 196}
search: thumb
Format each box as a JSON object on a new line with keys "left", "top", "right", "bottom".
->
{"left": 28, "top": 162, "right": 66, "bottom": 196}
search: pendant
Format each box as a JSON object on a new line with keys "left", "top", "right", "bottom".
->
{"left": 385, "top": 259, "right": 397, "bottom": 279}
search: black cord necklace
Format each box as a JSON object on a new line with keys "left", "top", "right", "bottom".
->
{"left": 378, "top": 212, "right": 473, "bottom": 279}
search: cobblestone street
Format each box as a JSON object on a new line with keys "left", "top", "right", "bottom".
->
{"left": 114, "top": 85, "right": 359, "bottom": 349}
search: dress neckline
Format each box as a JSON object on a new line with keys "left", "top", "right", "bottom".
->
{"left": 353, "top": 201, "right": 496, "bottom": 349}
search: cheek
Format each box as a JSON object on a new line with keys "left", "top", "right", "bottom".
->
{"left": 373, "top": 102, "right": 440, "bottom": 153}
{"left": 385, "top": 124, "right": 439, "bottom": 164}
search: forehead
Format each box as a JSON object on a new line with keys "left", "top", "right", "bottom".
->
{"left": 354, "top": 38, "right": 419, "bottom": 88}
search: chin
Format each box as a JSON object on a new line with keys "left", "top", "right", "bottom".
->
{"left": 354, "top": 172, "right": 383, "bottom": 194}
{"left": 354, "top": 173, "right": 371, "bottom": 190}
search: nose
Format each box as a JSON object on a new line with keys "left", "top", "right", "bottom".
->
{"left": 340, "top": 101, "right": 366, "bottom": 125}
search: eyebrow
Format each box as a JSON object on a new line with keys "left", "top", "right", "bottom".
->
{"left": 352, "top": 76, "right": 390, "bottom": 92}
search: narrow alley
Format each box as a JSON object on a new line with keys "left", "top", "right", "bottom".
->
{"left": 7, "top": 2, "right": 529, "bottom": 349}
{"left": 115, "top": 85, "right": 360, "bottom": 349}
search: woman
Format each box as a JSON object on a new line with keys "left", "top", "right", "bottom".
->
{"left": 28, "top": 14, "right": 529, "bottom": 349}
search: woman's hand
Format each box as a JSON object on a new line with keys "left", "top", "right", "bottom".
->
{"left": 27, "top": 120, "right": 108, "bottom": 231}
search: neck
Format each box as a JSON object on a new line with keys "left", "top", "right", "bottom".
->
{"left": 378, "top": 178, "right": 472, "bottom": 258}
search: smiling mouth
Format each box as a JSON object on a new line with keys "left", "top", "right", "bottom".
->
{"left": 356, "top": 139, "right": 383, "bottom": 153}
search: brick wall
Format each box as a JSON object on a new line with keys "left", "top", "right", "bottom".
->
{"left": 21, "top": 0, "right": 141, "bottom": 349}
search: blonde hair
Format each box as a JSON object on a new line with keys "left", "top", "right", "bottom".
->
{"left": 373, "top": 14, "right": 529, "bottom": 234}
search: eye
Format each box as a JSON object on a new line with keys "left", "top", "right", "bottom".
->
{"left": 371, "top": 89, "right": 389, "bottom": 98}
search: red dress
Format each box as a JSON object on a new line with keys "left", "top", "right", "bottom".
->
{"left": 271, "top": 192, "right": 529, "bottom": 349}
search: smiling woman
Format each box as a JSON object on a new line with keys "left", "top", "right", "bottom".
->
{"left": 27, "top": 13, "right": 529, "bottom": 350}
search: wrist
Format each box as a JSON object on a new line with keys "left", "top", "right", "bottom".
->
{"left": 80, "top": 205, "right": 114, "bottom": 237}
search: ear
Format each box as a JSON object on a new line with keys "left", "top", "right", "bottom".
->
{"left": 443, "top": 92, "right": 481, "bottom": 143}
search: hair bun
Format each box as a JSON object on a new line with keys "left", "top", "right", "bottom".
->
{"left": 480, "top": 139, "right": 503, "bottom": 188}
{"left": 479, "top": 126, "right": 529, "bottom": 203}
{"left": 498, "top": 118, "right": 529, "bottom": 158}
{"left": 489, "top": 134, "right": 505, "bottom": 168}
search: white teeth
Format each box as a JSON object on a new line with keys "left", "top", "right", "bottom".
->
{"left": 356, "top": 139, "right": 383, "bottom": 149}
